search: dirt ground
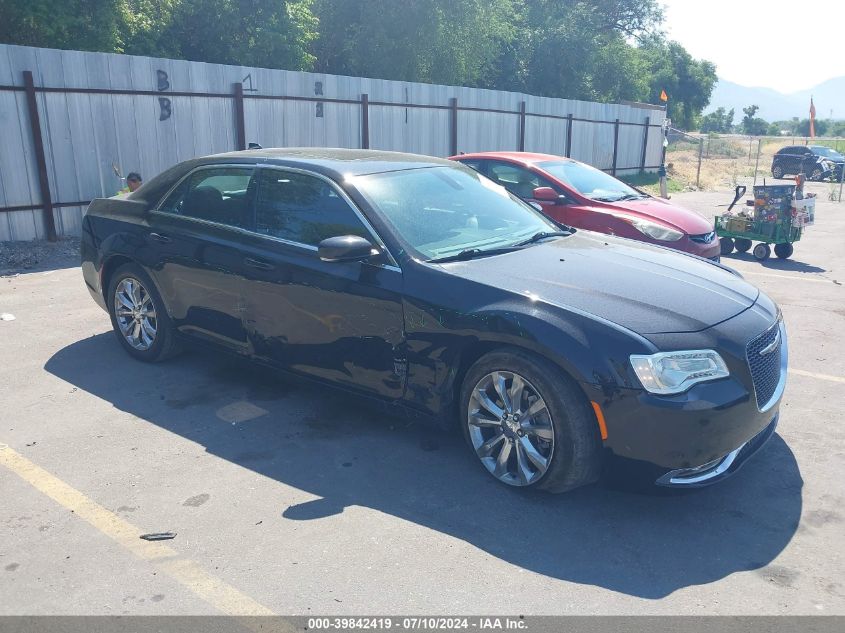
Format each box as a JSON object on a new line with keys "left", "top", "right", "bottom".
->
{"left": 665, "top": 136, "right": 845, "bottom": 194}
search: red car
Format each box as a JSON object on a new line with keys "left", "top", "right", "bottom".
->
{"left": 450, "top": 152, "right": 720, "bottom": 260}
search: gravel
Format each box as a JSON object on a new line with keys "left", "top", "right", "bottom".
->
{"left": 0, "top": 237, "right": 80, "bottom": 275}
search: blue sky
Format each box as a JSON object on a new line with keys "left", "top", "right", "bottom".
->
{"left": 661, "top": 0, "right": 844, "bottom": 92}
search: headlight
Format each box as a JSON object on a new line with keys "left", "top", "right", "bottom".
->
{"left": 630, "top": 350, "right": 729, "bottom": 395}
{"left": 625, "top": 217, "right": 684, "bottom": 242}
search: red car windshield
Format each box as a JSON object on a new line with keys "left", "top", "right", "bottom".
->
{"left": 538, "top": 161, "right": 646, "bottom": 202}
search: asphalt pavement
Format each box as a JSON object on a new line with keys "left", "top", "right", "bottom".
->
{"left": 1, "top": 184, "right": 843, "bottom": 615}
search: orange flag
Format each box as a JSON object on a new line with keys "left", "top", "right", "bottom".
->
{"left": 809, "top": 97, "right": 816, "bottom": 138}
{"left": 660, "top": 89, "right": 668, "bottom": 102}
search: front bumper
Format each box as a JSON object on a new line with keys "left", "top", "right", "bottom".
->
{"left": 655, "top": 414, "right": 777, "bottom": 487}
{"left": 582, "top": 305, "right": 787, "bottom": 488}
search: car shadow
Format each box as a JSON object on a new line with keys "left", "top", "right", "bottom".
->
{"left": 45, "top": 334, "right": 803, "bottom": 600}
{"left": 723, "top": 251, "right": 826, "bottom": 273}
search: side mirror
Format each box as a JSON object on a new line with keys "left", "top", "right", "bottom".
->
{"left": 317, "top": 235, "right": 376, "bottom": 263}
{"left": 532, "top": 186, "right": 561, "bottom": 202}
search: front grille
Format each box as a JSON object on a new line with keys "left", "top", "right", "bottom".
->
{"left": 746, "top": 321, "right": 782, "bottom": 410}
{"left": 690, "top": 231, "right": 716, "bottom": 244}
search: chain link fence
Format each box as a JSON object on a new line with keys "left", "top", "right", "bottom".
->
{"left": 664, "top": 131, "right": 845, "bottom": 201}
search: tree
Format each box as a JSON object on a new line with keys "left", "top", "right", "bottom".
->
{"left": 0, "top": 0, "right": 721, "bottom": 128}
{"left": 160, "top": 0, "right": 317, "bottom": 70}
{"left": 741, "top": 105, "right": 768, "bottom": 136}
{"left": 640, "top": 38, "right": 717, "bottom": 130}
{"left": 699, "top": 107, "right": 735, "bottom": 133}
{"left": 311, "top": 0, "right": 516, "bottom": 86}
{"left": 504, "top": 0, "right": 661, "bottom": 100}
{"left": 795, "top": 118, "right": 829, "bottom": 137}
{"left": 0, "top": 0, "right": 126, "bottom": 52}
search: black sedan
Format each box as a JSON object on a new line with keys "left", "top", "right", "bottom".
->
{"left": 81, "top": 149, "right": 787, "bottom": 492}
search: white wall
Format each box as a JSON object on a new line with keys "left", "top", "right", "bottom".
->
{"left": 0, "top": 44, "right": 665, "bottom": 241}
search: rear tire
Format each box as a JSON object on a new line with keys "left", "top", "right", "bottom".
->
{"left": 774, "top": 243, "right": 794, "bottom": 259}
{"left": 107, "top": 263, "right": 181, "bottom": 362}
{"left": 753, "top": 243, "right": 771, "bottom": 261}
{"left": 734, "top": 238, "right": 752, "bottom": 253}
{"left": 720, "top": 237, "right": 735, "bottom": 256}
{"left": 460, "top": 348, "right": 603, "bottom": 493}
{"left": 772, "top": 164, "right": 784, "bottom": 179}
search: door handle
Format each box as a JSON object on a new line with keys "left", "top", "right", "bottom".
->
{"left": 244, "top": 257, "right": 275, "bottom": 271}
{"left": 149, "top": 232, "right": 171, "bottom": 244}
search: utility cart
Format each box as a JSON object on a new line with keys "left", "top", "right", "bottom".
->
{"left": 715, "top": 184, "right": 813, "bottom": 261}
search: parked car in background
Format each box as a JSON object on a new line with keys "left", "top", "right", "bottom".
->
{"left": 82, "top": 149, "right": 785, "bottom": 493}
{"left": 450, "top": 152, "right": 721, "bottom": 261}
{"left": 771, "top": 145, "right": 845, "bottom": 181}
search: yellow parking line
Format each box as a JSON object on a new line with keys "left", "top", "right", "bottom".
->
{"left": 0, "top": 443, "right": 275, "bottom": 617}
{"left": 739, "top": 270, "right": 838, "bottom": 284}
{"left": 789, "top": 368, "right": 845, "bottom": 384}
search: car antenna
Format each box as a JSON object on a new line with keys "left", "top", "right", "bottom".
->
{"left": 247, "top": 142, "right": 263, "bottom": 150}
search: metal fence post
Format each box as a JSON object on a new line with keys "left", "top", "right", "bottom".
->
{"left": 23, "top": 70, "right": 57, "bottom": 242}
{"left": 233, "top": 82, "right": 246, "bottom": 151}
{"left": 696, "top": 137, "right": 703, "bottom": 189}
{"left": 449, "top": 97, "right": 458, "bottom": 156}
{"left": 565, "top": 114, "right": 573, "bottom": 158}
{"left": 748, "top": 136, "right": 753, "bottom": 164}
{"left": 639, "top": 116, "right": 650, "bottom": 172}
{"left": 611, "top": 119, "right": 620, "bottom": 176}
{"left": 518, "top": 101, "right": 526, "bottom": 152}
{"left": 753, "top": 138, "right": 762, "bottom": 186}
{"left": 361, "top": 93, "right": 370, "bottom": 149}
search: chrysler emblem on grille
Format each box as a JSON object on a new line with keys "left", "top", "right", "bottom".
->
{"left": 759, "top": 329, "right": 780, "bottom": 356}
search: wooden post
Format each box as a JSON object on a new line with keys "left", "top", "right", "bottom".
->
{"left": 611, "top": 119, "right": 620, "bottom": 176}
{"left": 640, "top": 116, "right": 650, "bottom": 172}
{"left": 565, "top": 114, "right": 573, "bottom": 158}
{"left": 361, "top": 93, "right": 370, "bottom": 149}
{"left": 449, "top": 97, "right": 458, "bottom": 156}
{"left": 696, "top": 137, "right": 704, "bottom": 188}
{"left": 518, "top": 101, "right": 526, "bottom": 151}
{"left": 23, "top": 71, "right": 57, "bottom": 242}
{"left": 233, "top": 82, "right": 246, "bottom": 151}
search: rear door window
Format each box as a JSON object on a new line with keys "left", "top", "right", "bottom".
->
{"left": 159, "top": 167, "right": 255, "bottom": 229}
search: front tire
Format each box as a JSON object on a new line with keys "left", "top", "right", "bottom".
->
{"left": 460, "top": 348, "right": 602, "bottom": 493}
{"left": 810, "top": 168, "right": 823, "bottom": 181}
{"left": 720, "top": 237, "right": 735, "bottom": 256}
{"left": 107, "top": 263, "right": 180, "bottom": 362}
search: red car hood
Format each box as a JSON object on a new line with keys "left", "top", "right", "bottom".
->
{"left": 598, "top": 197, "right": 713, "bottom": 235}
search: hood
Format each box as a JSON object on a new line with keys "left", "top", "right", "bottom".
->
{"left": 443, "top": 232, "right": 758, "bottom": 334}
{"left": 603, "top": 197, "right": 714, "bottom": 235}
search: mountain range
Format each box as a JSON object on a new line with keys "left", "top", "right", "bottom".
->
{"left": 706, "top": 77, "right": 845, "bottom": 121}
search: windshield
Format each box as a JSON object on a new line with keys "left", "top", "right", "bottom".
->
{"left": 538, "top": 160, "right": 645, "bottom": 202}
{"left": 352, "top": 166, "right": 559, "bottom": 260}
{"left": 811, "top": 146, "right": 844, "bottom": 160}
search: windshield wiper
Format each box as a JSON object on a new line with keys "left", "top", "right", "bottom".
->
{"left": 616, "top": 193, "right": 648, "bottom": 201}
{"left": 512, "top": 230, "right": 572, "bottom": 246}
{"left": 427, "top": 246, "right": 521, "bottom": 263}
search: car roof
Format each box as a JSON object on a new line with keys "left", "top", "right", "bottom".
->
{"left": 205, "top": 147, "right": 454, "bottom": 178}
{"left": 453, "top": 151, "right": 576, "bottom": 165}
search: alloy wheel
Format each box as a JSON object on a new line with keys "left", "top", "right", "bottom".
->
{"left": 114, "top": 277, "right": 158, "bottom": 351}
{"left": 467, "top": 370, "right": 554, "bottom": 486}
